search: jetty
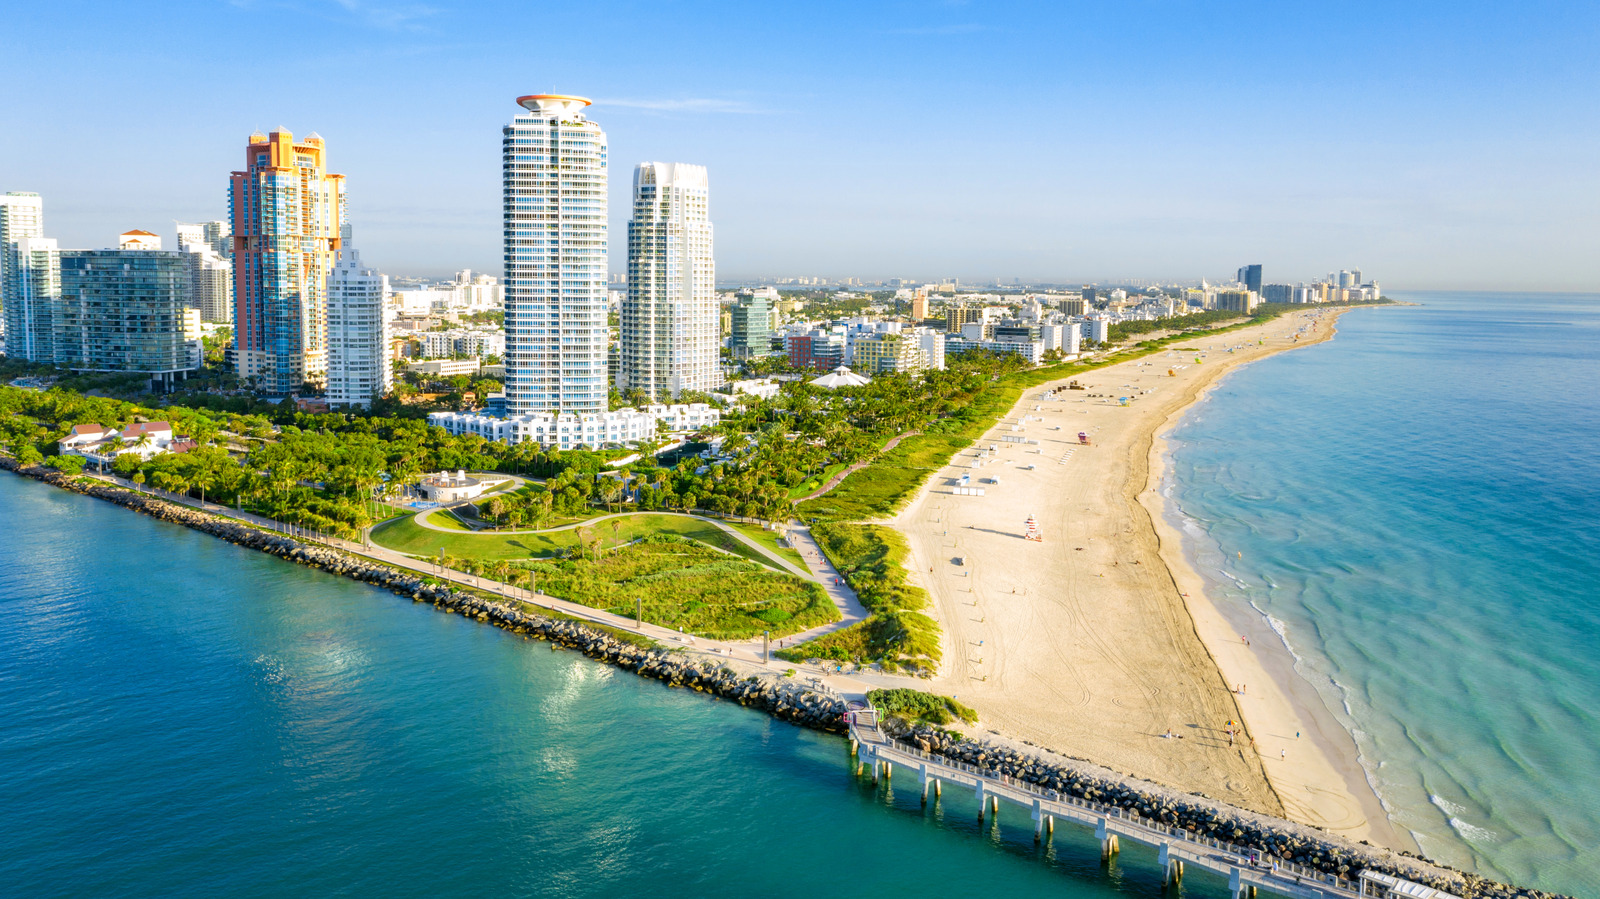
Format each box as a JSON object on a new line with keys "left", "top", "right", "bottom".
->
{"left": 847, "top": 711, "right": 1458, "bottom": 899}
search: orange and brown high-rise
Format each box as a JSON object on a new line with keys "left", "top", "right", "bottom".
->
{"left": 229, "top": 129, "right": 345, "bottom": 394}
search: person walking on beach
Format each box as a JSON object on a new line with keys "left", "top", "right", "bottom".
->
{"left": 1280, "top": 749, "right": 1286, "bottom": 760}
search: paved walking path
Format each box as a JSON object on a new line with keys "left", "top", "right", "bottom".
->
{"left": 775, "top": 524, "right": 872, "bottom": 646}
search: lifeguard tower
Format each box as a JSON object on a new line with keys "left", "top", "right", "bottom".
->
{"left": 1024, "top": 515, "right": 1043, "bottom": 542}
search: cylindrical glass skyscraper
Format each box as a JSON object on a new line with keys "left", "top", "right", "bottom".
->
{"left": 503, "top": 95, "right": 609, "bottom": 414}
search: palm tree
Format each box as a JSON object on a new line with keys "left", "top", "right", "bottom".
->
{"left": 191, "top": 458, "right": 217, "bottom": 507}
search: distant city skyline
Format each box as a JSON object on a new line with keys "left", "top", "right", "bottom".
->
{"left": 4, "top": 1, "right": 1597, "bottom": 291}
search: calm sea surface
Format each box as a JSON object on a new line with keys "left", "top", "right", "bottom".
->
{"left": 1, "top": 471, "right": 1214, "bottom": 899}
{"left": 1166, "top": 292, "right": 1600, "bottom": 898}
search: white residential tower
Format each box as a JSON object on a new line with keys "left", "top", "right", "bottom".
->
{"left": 622, "top": 162, "right": 717, "bottom": 397}
{"left": 1, "top": 192, "right": 46, "bottom": 349}
{"left": 325, "top": 240, "right": 392, "bottom": 408}
{"left": 503, "top": 94, "right": 609, "bottom": 414}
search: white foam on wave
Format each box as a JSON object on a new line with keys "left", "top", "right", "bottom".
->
{"left": 1448, "top": 816, "right": 1501, "bottom": 845}
{"left": 1261, "top": 609, "right": 1316, "bottom": 669}
{"left": 1429, "top": 793, "right": 1468, "bottom": 817}
{"left": 1339, "top": 687, "right": 1353, "bottom": 717}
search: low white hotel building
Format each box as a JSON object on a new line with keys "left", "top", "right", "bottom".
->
{"left": 428, "top": 403, "right": 720, "bottom": 450}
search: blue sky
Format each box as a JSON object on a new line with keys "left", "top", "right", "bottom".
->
{"left": 4, "top": 0, "right": 1597, "bottom": 288}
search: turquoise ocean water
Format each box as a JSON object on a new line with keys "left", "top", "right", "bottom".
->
{"left": 0, "top": 471, "right": 1216, "bottom": 898}
{"left": 1165, "top": 292, "right": 1600, "bottom": 898}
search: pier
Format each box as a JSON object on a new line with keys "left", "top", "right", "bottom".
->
{"left": 848, "top": 712, "right": 1456, "bottom": 899}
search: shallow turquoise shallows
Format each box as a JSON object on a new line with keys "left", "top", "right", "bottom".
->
{"left": 1, "top": 471, "right": 1215, "bottom": 899}
{"left": 1166, "top": 292, "right": 1600, "bottom": 898}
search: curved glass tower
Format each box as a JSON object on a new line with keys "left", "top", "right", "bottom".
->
{"left": 503, "top": 95, "right": 609, "bottom": 414}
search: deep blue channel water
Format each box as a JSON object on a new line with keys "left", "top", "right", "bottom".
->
{"left": 1166, "top": 292, "right": 1600, "bottom": 898}
{"left": 0, "top": 471, "right": 1224, "bottom": 898}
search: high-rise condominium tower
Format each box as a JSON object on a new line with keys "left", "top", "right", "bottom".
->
{"left": 325, "top": 236, "right": 392, "bottom": 409}
{"left": 622, "top": 162, "right": 716, "bottom": 397}
{"left": 230, "top": 129, "right": 345, "bottom": 395}
{"left": 56, "top": 247, "right": 199, "bottom": 389}
{"left": 176, "top": 221, "right": 232, "bottom": 260}
{"left": 1, "top": 191, "right": 46, "bottom": 348}
{"left": 1237, "top": 264, "right": 1263, "bottom": 294}
{"left": 176, "top": 221, "right": 234, "bottom": 324}
{"left": 503, "top": 95, "right": 608, "bottom": 414}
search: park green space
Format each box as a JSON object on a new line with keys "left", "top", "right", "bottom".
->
{"left": 721, "top": 519, "right": 807, "bottom": 570}
{"left": 776, "top": 521, "right": 939, "bottom": 674}
{"left": 787, "top": 460, "right": 848, "bottom": 499}
{"left": 423, "top": 509, "right": 474, "bottom": 531}
{"left": 372, "top": 510, "right": 790, "bottom": 572}
{"left": 516, "top": 537, "right": 835, "bottom": 640}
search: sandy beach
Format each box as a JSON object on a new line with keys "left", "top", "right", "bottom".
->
{"left": 888, "top": 308, "right": 1411, "bottom": 849}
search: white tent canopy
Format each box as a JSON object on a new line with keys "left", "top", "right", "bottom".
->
{"left": 809, "top": 366, "right": 871, "bottom": 389}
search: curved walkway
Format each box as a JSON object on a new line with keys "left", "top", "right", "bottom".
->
{"left": 772, "top": 524, "right": 872, "bottom": 647}
{"left": 795, "top": 429, "right": 919, "bottom": 503}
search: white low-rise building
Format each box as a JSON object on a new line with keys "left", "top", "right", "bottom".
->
{"left": 1078, "top": 314, "right": 1111, "bottom": 344}
{"left": 946, "top": 337, "right": 1045, "bottom": 365}
{"left": 60, "top": 420, "right": 186, "bottom": 466}
{"left": 913, "top": 328, "right": 947, "bottom": 370}
{"left": 729, "top": 378, "right": 781, "bottom": 401}
{"left": 643, "top": 403, "right": 723, "bottom": 432}
{"left": 428, "top": 403, "right": 721, "bottom": 449}
{"left": 418, "top": 470, "right": 490, "bottom": 503}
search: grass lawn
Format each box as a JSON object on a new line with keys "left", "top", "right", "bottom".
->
{"left": 519, "top": 537, "right": 836, "bottom": 640}
{"left": 372, "top": 510, "right": 789, "bottom": 572}
{"left": 787, "top": 461, "right": 849, "bottom": 499}
{"left": 721, "top": 519, "right": 807, "bottom": 570}
{"left": 776, "top": 522, "right": 940, "bottom": 674}
{"left": 424, "top": 509, "right": 474, "bottom": 531}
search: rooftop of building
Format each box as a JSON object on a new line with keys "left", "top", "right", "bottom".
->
{"left": 517, "top": 94, "right": 592, "bottom": 113}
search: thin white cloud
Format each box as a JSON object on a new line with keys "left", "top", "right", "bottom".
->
{"left": 597, "top": 97, "right": 767, "bottom": 115}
